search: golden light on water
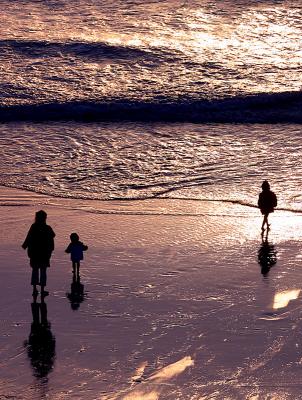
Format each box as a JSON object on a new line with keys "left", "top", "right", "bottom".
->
{"left": 184, "top": 7, "right": 302, "bottom": 77}
{"left": 131, "top": 361, "right": 148, "bottom": 383}
{"left": 148, "top": 356, "right": 194, "bottom": 382}
{"left": 1, "top": 2, "right": 301, "bottom": 103}
{"left": 273, "top": 289, "right": 301, "bottom": 310}
{"left": 107, "top": 356, "right": 194, "bottom": 400}
{"left": 122, "top": 391, "right": 159, "bottom": 400}
{"left": 266, "top": 213, "right": 302, "bottom": 243}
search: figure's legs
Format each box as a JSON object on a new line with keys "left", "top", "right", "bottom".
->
{"left": 31, "top": 268, "right": 39, "bottom": 295}
{"left": 40, "top": 268, "right": 48, "bottom": 297}
{"left": 72, "top": 261, "right": 76, "bottom": 275}
{"left": 76, "top": 262, "right": 80, "bottom": 280}
{"left": 41, "top": 287, "right": 49, "bottom": 297}
{"left": 262, "top": 214, "right": 269, "bottom": 230}
{"left": 32, "top": 285, "right": 38, "bottom": 296}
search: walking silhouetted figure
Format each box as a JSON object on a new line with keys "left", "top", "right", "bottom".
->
{"left": 258, "top": 180, "right": 277, "bottom": 232}
{"left": 22, "top": 210, "right": 55, "bottom": 297}
{"left": 65, "top": 233, "right": 88, "bottom": 278}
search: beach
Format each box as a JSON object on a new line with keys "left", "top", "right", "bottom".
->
{"left": 1, "top": 0, "right": 302, "bottom": 398}
{"left": 1, "top": 185, "right": 302, "bottom": 399}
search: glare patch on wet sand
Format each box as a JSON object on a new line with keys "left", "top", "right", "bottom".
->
{"left": 273, "top": 289, "right": 301, "bottom": 310}
{"left": 105, "top": 356, "right": 194, "bottom": 400}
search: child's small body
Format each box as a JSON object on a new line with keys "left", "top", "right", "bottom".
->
{"left": 65, "top": 233, "right": 88, "bottom": 277}
{"left": 66, "top": 241, "right": 87, "bottom": 262}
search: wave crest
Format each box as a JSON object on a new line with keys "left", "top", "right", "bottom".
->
{"left": 0, "top": 91, "right": 302, "bottom": 122}
{"left": 0, "top": 38, "right": 155, "bottom": 61}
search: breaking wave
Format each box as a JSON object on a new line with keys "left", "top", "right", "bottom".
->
{"left": 0, "top": 91, "right": 301, "bottom": 123}
{"left": 0, "top": 38, "right": 158, "bottom": 61}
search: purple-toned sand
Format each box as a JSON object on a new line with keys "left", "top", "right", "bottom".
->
{"left": 1, "top": 186, "right": 302, "bottom": 399}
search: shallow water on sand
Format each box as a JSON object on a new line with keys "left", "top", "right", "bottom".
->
{"left": 1, "top": 191, "right": 302, "bottom": 399}
{"left": 2, "top": 122, "right": 302, "bottom": 212}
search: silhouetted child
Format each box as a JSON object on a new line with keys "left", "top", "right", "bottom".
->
{"left": 258, "top": 180, "right": 277, "bottom": 231}
{"left": 22, "top": 210, "right": 55, "bottom": 297}
{"left": 65, "top": 233, "right": 88, "bottom": 278}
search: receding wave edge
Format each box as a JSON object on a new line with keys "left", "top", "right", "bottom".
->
{"left": 1, "top": 184, "right": 302, "bottom": 215}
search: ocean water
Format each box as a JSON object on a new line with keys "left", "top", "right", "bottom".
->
{"left": 0, "top": 0, "right": 301, "bottom": 121}
{"left": 1, "top": 0, "right": 302, "bottom": 207}
{"left": 1, "top": 122, "right": 302, "bottom": 211}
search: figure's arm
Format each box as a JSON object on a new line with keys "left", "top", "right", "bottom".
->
{"left": 273, "top": 193, "right": 277, "bottom": 207}
{"left": 48, "top": 227, "right": 55, "bottom": 252}
{"left": 65, "top": 243, "right": 71, "bottom": 253}
{"left": 83, "top": 244, "right": 88, "bottom": 251}
{"left": 22, "top": 226, "right": 33, "bottom": 249}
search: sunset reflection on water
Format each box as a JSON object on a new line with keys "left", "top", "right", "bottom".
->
{"left": 0, "top": 1, "right": 301, "bottom": 106}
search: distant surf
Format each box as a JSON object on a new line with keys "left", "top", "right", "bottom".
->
{"left": 1, "top": 91, "right": 302, "bottom": 123}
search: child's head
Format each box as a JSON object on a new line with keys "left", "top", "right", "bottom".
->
{"left": 261, "top": 180, "right": 270, "bottom": 191}
{"left": 70, "top": 232, "right": 79, "bottom": 243}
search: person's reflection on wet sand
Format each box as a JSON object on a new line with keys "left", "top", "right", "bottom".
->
{"left": 66, "top": 274, "right": 85, "bottom": 311}
{"left": 24, "top": 296, "right": 56, "bottom": 394}
{"left": 258, "top": 230, "right": 277, "bottom": 277}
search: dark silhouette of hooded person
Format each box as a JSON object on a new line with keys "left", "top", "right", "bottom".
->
{"left": 22, "top": 210, "right": 55, "bottom": 295}
{"left": 258, "top": 180, "right": 277, "bottom": 231}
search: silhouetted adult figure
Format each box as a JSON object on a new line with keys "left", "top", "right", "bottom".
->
{"left": 258, "top": 180, "right": 277, "bottom": 232}
{"left": 24, "top": 296, "right": 56, "bottom": 385}
{"left": 22, "top": 210, "right": 55, "bottom": 297}
{"left": 258, "top": 232, "right": 277, "bottom": 277}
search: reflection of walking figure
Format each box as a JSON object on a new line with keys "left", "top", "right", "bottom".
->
{"left": 22, "top": 210, "right": 55, "bottom": 297}
{"left": 65, "top": 233, "right": 88, "bottom": 278}
{"left": 258, "top": 232, "right": 277, "bottom": 276}
{"left": 24, "top": 295, "right": 56, "bottom": 381}
{"left": 67, "top": 274, "right": 85, "bottom": 311}
{"left": 258, "top": 180, "right": 277, "bottom": 231}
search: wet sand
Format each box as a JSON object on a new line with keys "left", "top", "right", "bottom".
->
{"left": 1, "top": 186, "right": 302, "bottom": 399}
